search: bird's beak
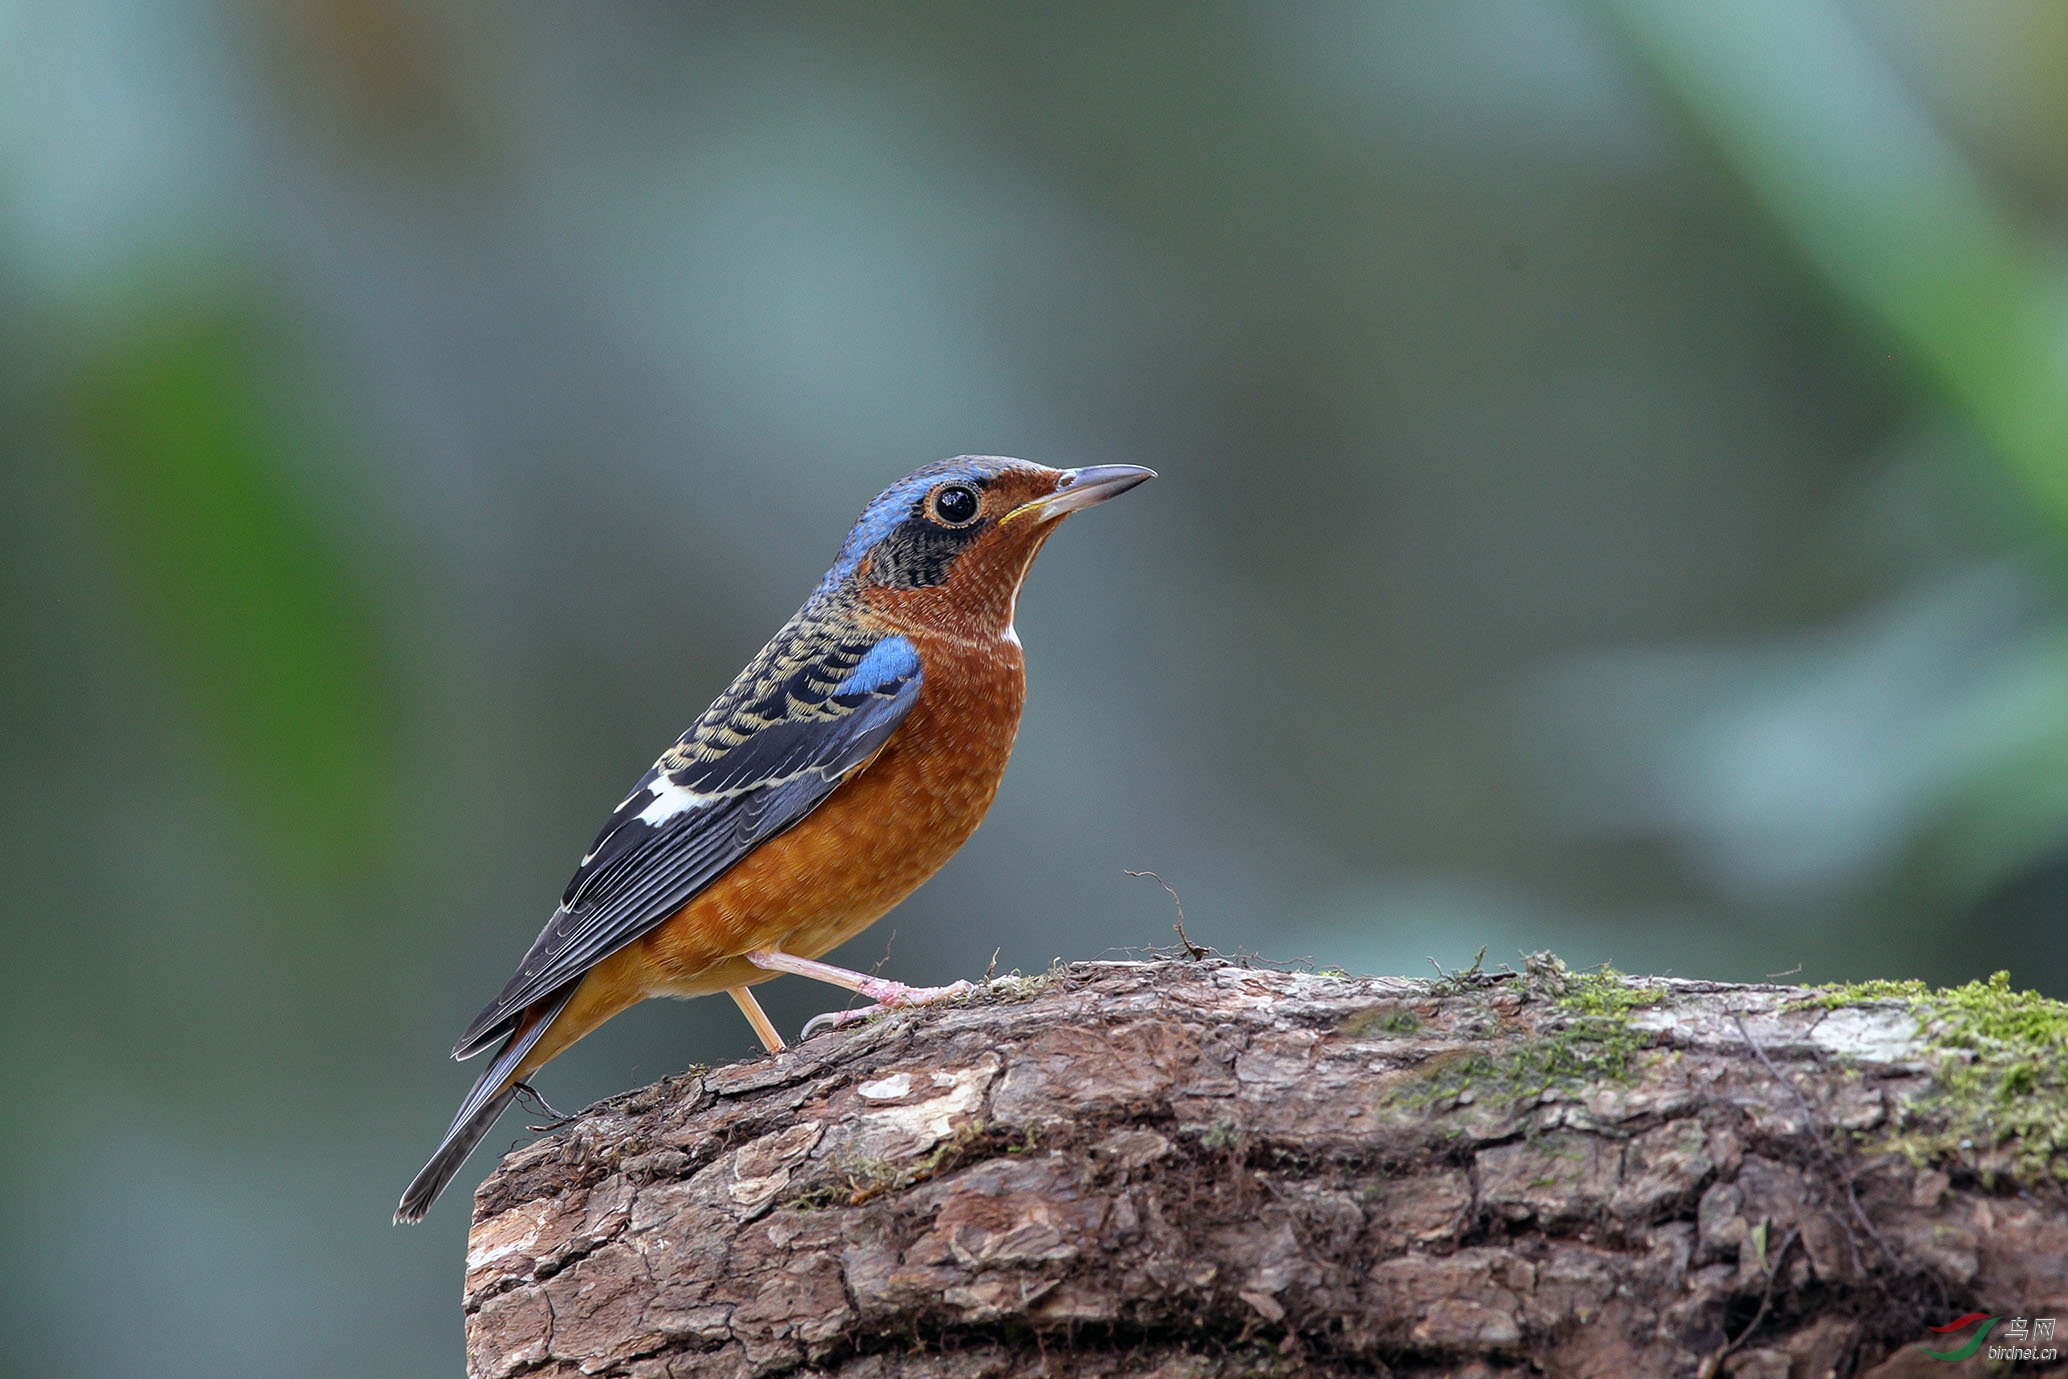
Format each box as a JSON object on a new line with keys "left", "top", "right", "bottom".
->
{"left": 1000, "top": 464, "right": 1158, "bottom": 527}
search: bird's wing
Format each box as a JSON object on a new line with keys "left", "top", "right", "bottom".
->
{"left": 452, "top": 628, "right": 923, "bottom": 1059}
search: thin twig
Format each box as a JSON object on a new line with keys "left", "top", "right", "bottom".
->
{"left": 1698, "top": 1227, "right": 1799, "bottom": 1378}
{"left": 1126, "top": 870, "right": 1209, "bottom": 959}
{"left": 1732, "top": 1012, "right": 1899, "bottom": 1270}
{"left": 516, "top": 1080, "right": 579, "bottom": 1131}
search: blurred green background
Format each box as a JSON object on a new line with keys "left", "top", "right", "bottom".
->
{"left": 8, "top": 1, "right": 2068, "bottom": 1372}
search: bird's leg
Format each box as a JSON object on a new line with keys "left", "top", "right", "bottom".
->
{"left": 743, "top": 949, "right": 975, "bottom": 1038}
{"left": 728, "top": 986, "right": 787, "bottom": 1053}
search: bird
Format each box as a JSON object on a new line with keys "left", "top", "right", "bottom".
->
{"left": 396, "top": 455, "right": 1154, "bottom": 1223}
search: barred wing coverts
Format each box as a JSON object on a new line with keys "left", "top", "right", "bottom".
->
{"left": 452, "top": 631, "right": 923, "bottom": 1059}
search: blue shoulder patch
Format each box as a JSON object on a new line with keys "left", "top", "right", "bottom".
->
{"left": 836, "top": 635, "right": 921, "bottom": 697}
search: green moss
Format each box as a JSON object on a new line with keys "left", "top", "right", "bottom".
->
{"left": 781, "top": 1120, "right": 1045, "bottom": 1210}
{"left": 1555, "top": 965, "right": 1666, "bottom": 1020}
{"left": 1805, "top": 977, "right": 1932, "bottom": 1004}
{"left": 1423, "top": 945, "right": 1492, "bottom": 995}
{"left": 1805, "top": 970, "right": 2068, "bottom": 1185}
{"left": 985, "top": 967, "right": 1062, "bottom": 1003}
{"left": 1402, "top": 958, "right": 1663, "bottom": 1112}
{"left": 1339, "top": 1004, "right": 1423, "bottom": 1038}
{"left": 1409, "top": 1020, "right": 1646, "bottom": 1109}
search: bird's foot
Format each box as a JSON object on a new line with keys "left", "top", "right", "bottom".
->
{"left": 742, "top": 949, "right": 978, "bottom": 1039}
{"left": 799, "top": 979, "right": 978, "bottom": 1039}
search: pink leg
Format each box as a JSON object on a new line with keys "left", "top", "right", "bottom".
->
{"left": 743, "top": 949, "right": 974, "bottom": 1038}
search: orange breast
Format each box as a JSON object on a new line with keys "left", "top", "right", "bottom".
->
{"left": 632, "top": 629, "right": 1027, "bottom": 997}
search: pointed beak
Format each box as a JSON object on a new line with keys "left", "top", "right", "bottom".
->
{"left": 1001, "top": 464, "right": 1157, "bottom": 526}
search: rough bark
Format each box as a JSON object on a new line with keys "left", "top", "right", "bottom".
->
{"left": 461, "top": 959, "right": 2068, "bottom": 1379}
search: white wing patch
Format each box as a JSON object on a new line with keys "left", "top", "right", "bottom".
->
{"left": 578, "top": 775, "right": 724, "bottom": 864}
{"left": 635, "top": 777, "right": 723, "bottom": 826}
{"left": 623, "top": 765, "right": 807, "bottom": 838}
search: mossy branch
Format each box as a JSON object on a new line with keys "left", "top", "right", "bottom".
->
{"left": 460, "top": 957, "right": 2068, "bottom": 1379}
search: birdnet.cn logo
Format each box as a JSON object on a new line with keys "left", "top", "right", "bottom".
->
{"left": 1917, "top": 1313, "right": 2058, "bottom": 1364}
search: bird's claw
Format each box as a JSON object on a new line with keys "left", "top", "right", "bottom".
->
{"left": 800, "top": 1006, "right": 873, "bottom": 1039}
{"left": 800, "top": 978, "right": 977, "bottom": 1039}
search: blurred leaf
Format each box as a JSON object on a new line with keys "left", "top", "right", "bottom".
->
{"left": 1929, "top": 630, "right": 2068, "bottom": 897}
{"left": 1599, "top": 0, "right": 2068, "bottom": 540}
{"left": 63, "top": 304, "right": 399, "bottom": 899}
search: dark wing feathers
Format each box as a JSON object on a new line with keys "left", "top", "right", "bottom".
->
{"left": 452, "top": 626, "right": 921, "bottom": 1060}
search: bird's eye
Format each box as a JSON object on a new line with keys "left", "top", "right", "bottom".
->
{"left": 929, "top": 484, "right": 981, "bottom": 526}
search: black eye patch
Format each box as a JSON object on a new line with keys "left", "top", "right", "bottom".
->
{"left": 867, "top": 517, "right": 978, "bottom": 588}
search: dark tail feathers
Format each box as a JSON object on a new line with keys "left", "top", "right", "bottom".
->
{"left": 394, "top": 1082, "right": 519, "bottom": 1224}
{"left": 395, "top": 986, "right": 575, "bottom": 1224}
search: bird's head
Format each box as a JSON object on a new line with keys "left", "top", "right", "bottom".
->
{"left": 823, "top": 456, "right": 1155, "bottom": 640}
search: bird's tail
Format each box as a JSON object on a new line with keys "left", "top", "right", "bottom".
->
{"left": 395, "top": 985, "right": 576, "bottom": 1224}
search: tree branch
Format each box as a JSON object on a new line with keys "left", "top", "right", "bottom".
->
{"left": 460, "top": 958, "right": 2068, "bottom": 1379}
